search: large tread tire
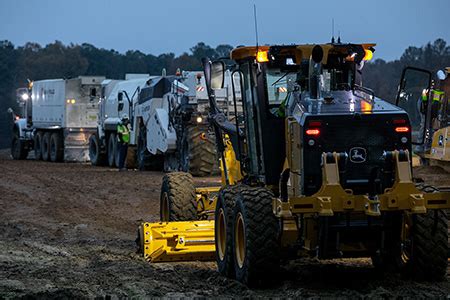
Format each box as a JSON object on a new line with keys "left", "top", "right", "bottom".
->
{"left": 89, "top": 134, "right": 107, "bottom": 166}
{"left": 159, "top": 172, "right": 197, "bottom": 221}
{"left": 34, "top": 131, "right": 43, "bottom": 160}
{"left": 11, "top": 130, "right": 28, "bottom": 160}
{"left": 49, "top": 132, "right": 64, "bottom": 162}
{"left": 41, "top": 132, "right": 51, "bottom": 161}
{"left": 185, "top": 126, "right": 216, "bottom": 177}
{"left": 107, "top": 133, "right": 117, "bottom": 168}
{"left": 373, "top": 184, "right": 448, "bottom": 281}
{"left": 232, "top": 185, "right": 280, "bottom": 287}
{"left": 407, "top": 209, "right": 448, "bottom": 281}
{"left": 215, "top": 185, "right": 242, "bottom": 278}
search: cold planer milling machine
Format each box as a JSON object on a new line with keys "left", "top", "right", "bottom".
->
{"left": 137, "top": 43, "right": 450, "bottom": 286}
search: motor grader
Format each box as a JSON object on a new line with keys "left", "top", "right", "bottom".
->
{"left": 399, "top": 66, "right": 450, "bottom": 171}
{"left": 137, "top": 43, "right": 450, "bottom": 286}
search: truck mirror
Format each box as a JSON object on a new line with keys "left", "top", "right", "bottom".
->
{"left": 211, "top": 61, "right": 225, "bottom": 90}
{"left": 118, "top": 102, "right": 124, "bottom": 112}
{"left": 437, "top": 70, "right": 446, "bottom": 81}
{"left": 118, "top": 92, "right": 123, "bottom": 101}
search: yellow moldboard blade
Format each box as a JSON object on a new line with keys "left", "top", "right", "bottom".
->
{"left": 140, "top": 220, "right": 216, "bottom": 262}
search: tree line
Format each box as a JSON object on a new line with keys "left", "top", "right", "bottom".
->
{"left": 0, "top": 39, "right": 449, "bottom": 149}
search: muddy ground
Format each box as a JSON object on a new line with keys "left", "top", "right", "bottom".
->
{"left": 1, "top": 149, "right": 450, "bottom": 299}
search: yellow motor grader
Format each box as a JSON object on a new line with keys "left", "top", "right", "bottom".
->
{"left": 137, "top": 43, "right": 450, "bottom": 286}
{"left": 400, "top": 67, "right": 450, "bottom": 170}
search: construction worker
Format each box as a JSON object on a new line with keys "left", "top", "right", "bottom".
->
{"left": 117, "top": 114, "right": 130, "bottom": 171}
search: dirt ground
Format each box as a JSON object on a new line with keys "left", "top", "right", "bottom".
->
{"left": 1, "top": 149, "right": 450, "bottom": 299}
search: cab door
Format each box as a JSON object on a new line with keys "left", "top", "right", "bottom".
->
{"left": 396, "top": 67, "right": 432, "bottom": 144}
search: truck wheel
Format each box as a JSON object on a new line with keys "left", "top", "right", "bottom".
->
{"left": 232, "top": 186, "right": 280, "bottom": 286}
{"left": 11, "top": 134, "right": 28, "bottom": 160}
{"left": 34, "top": 131, "right": 43, "bottom": 160}
{"left": 373, "top": 185, "right": 448, "bottom": 281}
{"left": 182, "top": 126, "right": 215, "bottom": 177}
{"left": 215, "top": 185, "right": 241, "bottom": 278}
{"left": 49, "top": 132, "right": 63, "bottom": 162}
{"left": 107, "top": 133, "right": 117, "bottom": 167}
{"left": 89, "top": 134, "right": 107, "bottom": 166}
{"left": 159, "top": 172, "right": 197, "bottom": 221}
{"left": 399, "top": 209, "right": 448, "bottom": 281}
{"left": 41, "top": 132, "right": 51, "bottom": 161}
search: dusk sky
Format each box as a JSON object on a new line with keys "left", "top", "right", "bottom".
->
{"left": 1, "top": 0, "right": 449, "bottom": 61}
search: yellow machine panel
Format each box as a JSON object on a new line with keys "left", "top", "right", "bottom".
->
{"left": 139, "top": 221, "right": 215, "bottom": 262}
{"left": 430, "top": 126, "right": 450, "bottom": 161}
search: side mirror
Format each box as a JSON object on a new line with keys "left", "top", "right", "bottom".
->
{"left": 437, "top": 70, "right": 447, "bottom": 81}
{"left": 118, "top": 92, "right": 123, "bottom": 101}
{"left": 203, "top": 58, "right": 225, "bottom": 92}
{"left": 118, "top": 92, "right": 124, "bottom": 111}
{"left": 211, "top": 61, "right": 225, "bottom": 90}
{"left": 118, "top": 102, "right": 124, "bottom": 112}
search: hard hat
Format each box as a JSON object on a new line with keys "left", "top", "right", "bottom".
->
{"left": 121, "top": 114, "right": 129, "bottom": 121}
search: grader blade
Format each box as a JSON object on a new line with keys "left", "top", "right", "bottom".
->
{"left": 139, "top": 220, "right": 215, "bottom": 262}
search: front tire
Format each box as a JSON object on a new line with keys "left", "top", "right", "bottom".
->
{"left": 107, "top": 133, "right": 117, "bottom": 167}
{"left": 232, "top": 186, "right": 280, "bottom": 287}
{"left": 159, "top": 172, "right": 197, "bottom": 221}
{"left": 11, "top": 134, "right": 28, "bottom": 160}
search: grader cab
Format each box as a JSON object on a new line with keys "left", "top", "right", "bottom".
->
{"left": 138, "top": 43, "right": 450, "bottom": 286}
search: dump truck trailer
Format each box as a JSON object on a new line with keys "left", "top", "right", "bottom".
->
{"left": 10, "top": 76, "right": 105, "bottom": 162}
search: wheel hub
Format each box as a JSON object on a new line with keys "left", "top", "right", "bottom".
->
{"left": 217, "top": 208, "right": 226, "bottom": 260}
{"left": 235, "top": 212, "right": 246, "bottom": 268}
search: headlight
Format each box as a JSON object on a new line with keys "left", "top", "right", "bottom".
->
{"left": 196, "top": 116, "right": 203, "bottom": 123}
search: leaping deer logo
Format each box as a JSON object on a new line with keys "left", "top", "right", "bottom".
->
{"left": 350, "top": 147, "right": 367, "bottom": 163}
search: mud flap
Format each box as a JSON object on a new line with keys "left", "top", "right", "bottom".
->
{"left": 139, "top": 221, "right": 215, "bottom": 262}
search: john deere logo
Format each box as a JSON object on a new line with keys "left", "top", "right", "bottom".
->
{"left": 350, "top": 147, "right": 367, "bottom": 163}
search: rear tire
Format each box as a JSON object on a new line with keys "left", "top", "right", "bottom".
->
{"left": 107, "top": 133, "right": 117, "bottom": 167}
{"left": 159, "top": 172, "right": 197, "bottom": 221}
{"left": 182, "top": 126, "right": 215, "bottom": 177}
{"left": 34, "top": 131, "right": 43, "bottom": 160}
{"left": 89, "top": 134, "right": 107, "bottom": 166}
{"left": 41, "top": 132, "right": 51, "bottom": 161}
{"left": 232, "top": 186, "right": 280, "bottom": 287}
{"left": 402, "top": 210, "right": 448, "bottom": 281}
{"left": 49, "top": 132, "right": 63, "bottom": 162}
{"left": 215, "top": 185, "right": 241, "bottom": 278}
{"left": 373, "top": 185, "right": 448, "bottom": 281}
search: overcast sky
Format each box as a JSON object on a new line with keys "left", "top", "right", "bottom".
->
{"left": 0, "top": 0, "right": 449, "bottom": 61}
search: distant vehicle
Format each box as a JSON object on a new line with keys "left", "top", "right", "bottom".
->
{"left": 397, "top": 67, "right": 450, "bottom": 171}
{"left": 9, "top": 76, "right": 105, "bottom": 162}
{"left": 90, "top": 71, "right": 237, "bottom": 176}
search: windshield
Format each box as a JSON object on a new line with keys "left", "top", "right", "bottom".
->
{"left": 265, "top": 69, "right": 296, "bottom": 105}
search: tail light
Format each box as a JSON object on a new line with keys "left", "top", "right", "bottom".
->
{"left": 306, "top": 129, "right": 320, "bottom": 136}
{"left": 395, "top": 126, "right": 409, "bottom": 133}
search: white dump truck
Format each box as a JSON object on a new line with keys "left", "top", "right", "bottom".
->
{"left": 9, "top": 76, "right": 105, "bottom": 162}
{"left": 89, "top": 71, "right": 236, "bottom": 176}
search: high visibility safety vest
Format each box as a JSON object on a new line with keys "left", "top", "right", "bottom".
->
{"left": 432, "top": 89, "right": 444, "bottom": 103}
{"left": 117, "top": 124, "right": 130, "bottom": 143}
